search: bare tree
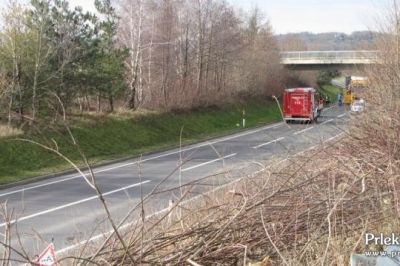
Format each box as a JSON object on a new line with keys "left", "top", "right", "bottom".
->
{"left": 25, "top": 0, "right": 53, "bottom": 122}
{"left": 0, "top": 0, "right": 26, "bottom": 123}
{"left": 119, "top": 0, "right": 144, "bottom": 110}
{"left": 117, "top": 0, "right": 283, "bottom": 110}
{"left": 279, "top": 34, "right": 308, "bottom": 51}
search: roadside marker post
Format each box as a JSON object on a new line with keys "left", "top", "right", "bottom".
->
{"left": 242, "top": 109, "right": 246, "bottom": 128}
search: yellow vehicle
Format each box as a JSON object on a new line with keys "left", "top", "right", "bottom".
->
{"left": 350, "top": 77, "right": 368, "bottom": 88}
{"left": 343, "top": 89, "right": 355, "bottom": 105}
{"left": 343, "top": 76, "right": 368, "bottom": 105}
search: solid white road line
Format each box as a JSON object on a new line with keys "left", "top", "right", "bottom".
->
{"left": 294, "top": 126, "right": 314, "bottom": 135}
{"left": 181, "top": 153, "right": 237, "bottom": 172}
{"left": 253, "top": 137, "right": 285, "bottom": 149}
{"left": 56, "top": 130, "right": 347, "bottom": 256}
{"left": 0, "top": 180, "right": 151, "bottom": 228}
{"left": 320, "top": 119, "right": 334, "bottom": 125}
{"left": 0, "top": 123, "right": 285, "bottom": 198}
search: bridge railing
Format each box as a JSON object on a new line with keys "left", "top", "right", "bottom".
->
{"left": 280, "top": 50, "right": 379, "bottom": 61}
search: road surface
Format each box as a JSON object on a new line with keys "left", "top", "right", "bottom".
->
{"left": 0, "top": 105, "right": 349, "bottom": 262}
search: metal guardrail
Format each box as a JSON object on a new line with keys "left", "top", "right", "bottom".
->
{"left": 280, "top": 50, "right": 379, "bottom": 61}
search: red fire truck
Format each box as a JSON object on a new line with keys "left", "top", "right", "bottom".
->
{"left": 283, "top": 88, "right": 323, "bottom": 123}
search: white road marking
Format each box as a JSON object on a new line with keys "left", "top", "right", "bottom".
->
{"left": 294, "top": 126, "right": 314, "bottom": 135}
{"left": 320, "top": 119, "right": 334, "bottom": 125}
{"left": 325, "top": 133, "right": 345, "bottom": 142}
{"left": 0, "top": 123, "right": 284, "bottom": 198}
{"left": 56, "top": 130, "right": 347, "bottom": 256}
{"left": 297, "top": 145, "right": 318, "bottom": 155}
{"left": 338, "top": 113, "right": 346, "bottom": 118}
{"left": 181, "top": 153, "right": 237, "bottom": 172}
{"left": 323, "top": 105, "right": 336, "bottom": 111}
{"left": 0, "top": 180, "right": 151, "bottom": 228}
{"left": 253, "top": 137, "right": 285, "bottom": 149}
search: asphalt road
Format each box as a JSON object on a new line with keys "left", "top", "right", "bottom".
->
{"left": 0, "top": 105, "right": 350, "bottom": 262}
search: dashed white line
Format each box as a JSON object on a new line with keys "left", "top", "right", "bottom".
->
{"left": 323, "top": 105, "right": 336, "bottom": 111}
{"left": 253, "top": 137, "right": 285, "bottom": 149}
{"left": 297, "top": 145, "right": 318, "bottom": 155}
{"left": 0, "top": 180, "right": 151, "bottom": 228}
{"left": 294, "top": 126, "right": 314, "bottom": 135}
{"left": 181, "top": 153, "right": 237, "bottom": 172}
{"left": 338, "top": 113, "right": 346, "bottom": 118}
{"left": 324, "top": 132, "right": 345, "bottom": 142}
{"left": 320, "top": 119, "right": 334, "bottom": 125}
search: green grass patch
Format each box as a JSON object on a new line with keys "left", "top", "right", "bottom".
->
{"left": 0, "top": 100, "right": 281, "bottom": 184}
{"left": 319, "top": 85, "right": 341, "bottom": 103}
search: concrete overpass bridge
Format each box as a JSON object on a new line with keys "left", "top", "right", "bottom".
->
{"left": 280, "top": 50, "right": 379, "bottom": 70}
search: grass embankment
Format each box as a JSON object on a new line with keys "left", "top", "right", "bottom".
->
{"left": 319, "top": 84, "right": 341, "bottom": 103}
{"left": 0, "top": 100, "right": 281, "bottom": 184}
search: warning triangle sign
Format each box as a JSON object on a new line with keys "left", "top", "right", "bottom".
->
{"left": 36, "top": 243, "right": 59, "bottom": 266}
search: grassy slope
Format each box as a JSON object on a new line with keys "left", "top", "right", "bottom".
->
{"left": 319, "top": 84, "right": 341, "bottom": 103}
{"left": 0, "top": 100, "right": 281, "bottom": 184}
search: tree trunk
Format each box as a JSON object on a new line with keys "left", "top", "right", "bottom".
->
{"left": 127, "top": 0, "right": 143, "bottom": 110}
{"left": 8, "top": 96, "right": 13, "bottom": 125}
{"left": 137, "top": 0, "right": 143, "bottom": 106}
{"left": 181, "top": 23, "right": 190, "bottom": 94}
{"left": 97, "top": 93, "right": 101, "bottom": 113}
{"left": 109, "top": 94, "right": 114, "bottom": 112}
{"left": 85, "top": 95, "right": 91, "bottom": 111}
{"left": 78, "top": 96, "right": 83, "bottom": 114}
{"left": 161, "top": 48, "right": 168, "bottom": 109}
{"left": 32, "top": 24, "right": 44, "bottom": 123}
{"left": 18, "top": 91, "right": 23, "bottom": 122}
{"left": 196, "top": 0, "right": 204, "bottom": 101}
{"left": 204, "top": 16, "right": 214, "bottom": 105}
{"left": 32, "top": 79, "right": 37, "bottom": 121}
{"left": 147, "top": 15, "right": 155, "bottom": 105}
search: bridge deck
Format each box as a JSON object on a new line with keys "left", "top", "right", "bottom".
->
{"left": 281, "top": 50, "right": 379, "bottom": 65}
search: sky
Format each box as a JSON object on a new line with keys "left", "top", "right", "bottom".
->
{"left": 0, "top": 0, "right": 387, "bottom": 34}
{"left": 229, "top": 0, "right": 385, "bottom": 34}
